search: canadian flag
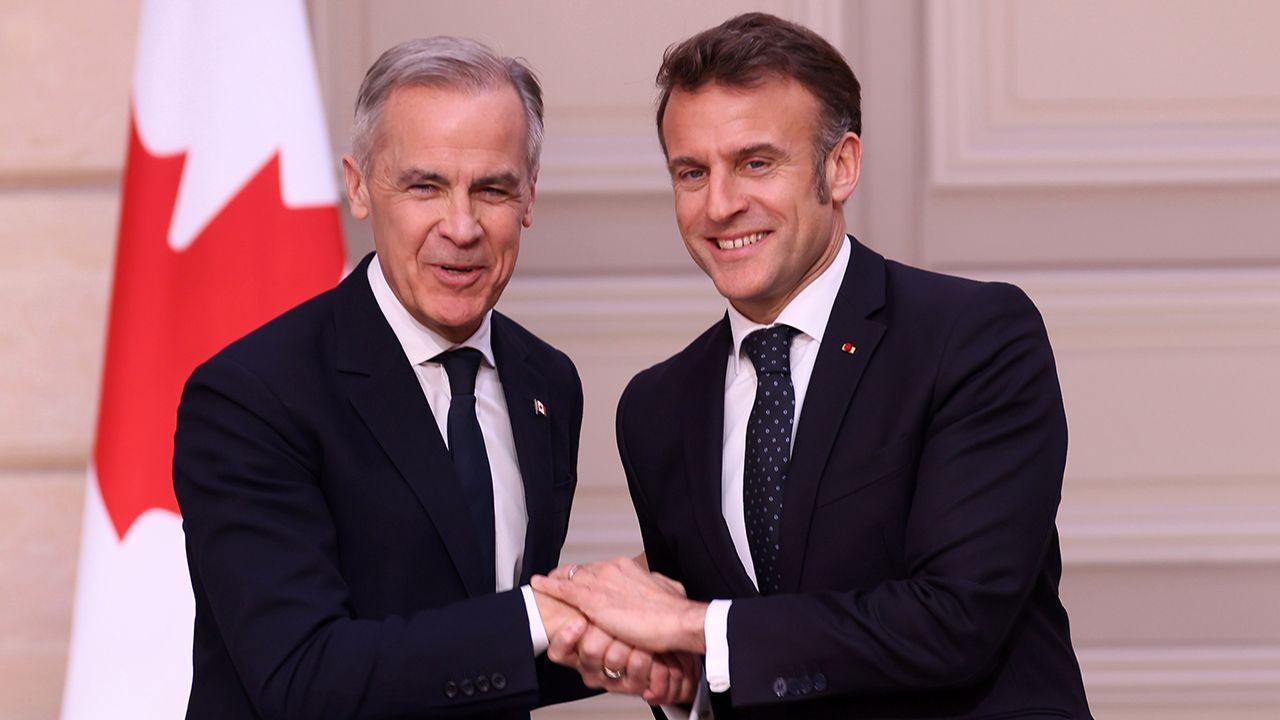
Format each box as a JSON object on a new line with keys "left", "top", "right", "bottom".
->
{"left": 61, "top": 2, "right": 345, "bottom": 717}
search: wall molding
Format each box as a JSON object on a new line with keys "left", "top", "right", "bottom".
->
{"left": 1059, "top": 473, "right": 1280, "bottom": 566}
{"left": 926, "top": 0, "right": 1280, "bottom": 186}
{"left": 1080, "top": 645, "right": 1280, "bottom": 708}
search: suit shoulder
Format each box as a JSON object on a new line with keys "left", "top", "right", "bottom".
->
{"left": 882, "top": 258, "right": 1040, "bottom": 327}
{"left": 192, "top": 283, "right": 340, "bottom": 386}
{"left": 492, "top": 311, "right": 579, "bottom": 384}
{"left": 621, "top": 319, "right": 724, "bottom": 410}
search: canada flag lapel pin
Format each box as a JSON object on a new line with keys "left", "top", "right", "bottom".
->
{"left": 534, "top": 399, "right": 547, "bottom": 417}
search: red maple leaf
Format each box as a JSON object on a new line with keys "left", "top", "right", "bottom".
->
{"left": 93, "top": 116, "right": 345, "bottom": 540}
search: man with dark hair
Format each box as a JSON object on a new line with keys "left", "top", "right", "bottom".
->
{"left": 535, "top": 13, "right": 1093, "bottom": 719}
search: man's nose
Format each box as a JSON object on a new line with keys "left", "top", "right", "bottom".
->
{"left": 440, "top": 194, "right": 483, "bottom": 246}
{"left": 705, "top": 172, "right": 748, "bottom": 224}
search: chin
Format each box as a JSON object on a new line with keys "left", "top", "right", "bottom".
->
{"left": 417, "top": 303, "right": 483, "bottom": 338}
{"left": 710, "top": 272, "right": 770, "bottom": 307}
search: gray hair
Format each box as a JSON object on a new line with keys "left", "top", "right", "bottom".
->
{"left": 351, "top": 36, "right": 545, "bottom": 179}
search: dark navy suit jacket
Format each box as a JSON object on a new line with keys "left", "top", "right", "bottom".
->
{"left": 619, "top": 238, "right": 1092, "bottom": 719}
{"left": 174, "top": 253, "right": 591, "bottom": 719}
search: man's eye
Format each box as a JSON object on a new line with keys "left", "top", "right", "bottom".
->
{"left": 479, "top": 187, "right": 508, "bottom": 197}
{"left": 679, "top": 169, "right": 706, "bottom": 181}
{"left": 745, "top": 160, "right": 770, "bottom": 171}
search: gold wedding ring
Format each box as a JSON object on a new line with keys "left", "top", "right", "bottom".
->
{"left": 603, "top": 666, "right": 625, "bottom": 681}
{"left": 567, "top": 564, "right": 580, "bottom": 580}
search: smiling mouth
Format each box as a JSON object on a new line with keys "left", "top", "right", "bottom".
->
{"left": 713, "top": 231, "right": 769, "bottom": 250}
{"left": 438, "top": 264, "right": 482, "bottom": 274}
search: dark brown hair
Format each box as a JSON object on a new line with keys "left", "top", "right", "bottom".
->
{"left": 655, "top": 12, "right": 861, "bottom": 202}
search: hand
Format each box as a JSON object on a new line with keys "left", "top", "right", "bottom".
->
{"left": 547, "top": 621, "right": 699, "bottom": 705}
{"left": 532, "top": 587, "right": 585, "bottom": 640}
{"left": 533, "top": 557, "right": 709, "bottom": 655}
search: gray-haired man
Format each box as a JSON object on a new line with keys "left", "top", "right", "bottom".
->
{"left": 174, "top": 37, "right": 692, "bottom": 718}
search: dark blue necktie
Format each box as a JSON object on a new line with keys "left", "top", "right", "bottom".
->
{"left": 742, "top": 325, "right": 800, "bottom": 594}
{"left": 433, "top": 347, "right": 495, "bottom": 591}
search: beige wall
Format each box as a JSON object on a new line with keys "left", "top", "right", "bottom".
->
{"left": 0, "top": 0, "right": 139, "bottom": 717}
{"left": 3, "top": 1, "right": 1278, "bottom": 717}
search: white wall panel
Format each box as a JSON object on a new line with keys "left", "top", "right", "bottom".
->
{"left": 928, "top": 0, "right": 1280, "bottom": 186}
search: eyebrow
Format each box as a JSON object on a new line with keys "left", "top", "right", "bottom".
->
{"left": 733, "top": 142, "right": 787, "bottom": 161}
{"left": 472, "top": 171, "right": 521, "bottom": 190}
{"left": 667, "top": 155, "right": 701, "bottom": 173}
{"left": 396, "top": 168, "right": 523, "bottom": 192}
{"left": 397, "top": 168, "right": 448, "bottom": 186}
{"left": 666, "top": 143, "right": 789, "bottom": 174}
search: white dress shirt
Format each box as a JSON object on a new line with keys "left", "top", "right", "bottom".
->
{"left": 367, "top": 258, "right": 548, "bottom": 654}
{"left": 703, "top": 236, "right": 851, "bottom": 693}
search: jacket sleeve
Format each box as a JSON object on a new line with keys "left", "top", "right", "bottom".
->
{"left": 723, "top": 282, "right": 1069, "bottom": 707}
{"left": 616, "top": 380, "right": 682, "bottom": 584}
{"left": 174, "top": 354, "right": 542, "bottom": 719}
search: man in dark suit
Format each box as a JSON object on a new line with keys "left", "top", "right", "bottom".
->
{"left": 534, "top": 14, "right": 1093, "bottom": 719}
{"left": 173, "top": 37, "right": 689, "bottom": 718}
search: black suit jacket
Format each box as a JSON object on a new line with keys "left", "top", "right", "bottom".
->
{"left": 619, "top": 238, "right": 1091, "bottom": 719}
{"left": 173, "top": 253, "right": 591, "bottom": 719}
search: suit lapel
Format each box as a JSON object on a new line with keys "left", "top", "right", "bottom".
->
{"left": 334, "top": 255, "right": 491, "bottom": 597}
{"left": 490, "top": 314, "right": 556, "bottom": 584}
{"left": 683, "top": 318, "right": 759, "bottom": 598}
{"left": 777, "top": 239, "right": 887, "bottom": 593}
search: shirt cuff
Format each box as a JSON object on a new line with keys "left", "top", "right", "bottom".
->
{"left": 704, "top": 599, "right": 732, "bottom": 692}
{"left": 521, "top": 584, "right": 549, "bottom": 656}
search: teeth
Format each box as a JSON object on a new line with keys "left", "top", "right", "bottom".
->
{"left": 716, "top": 231, "right": 766, "bottom": 250}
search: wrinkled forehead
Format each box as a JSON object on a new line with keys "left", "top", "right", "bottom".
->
{"left": 372, "top": 84, "right": 530, "bottom": 176}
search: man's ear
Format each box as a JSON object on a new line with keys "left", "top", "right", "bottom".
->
{"left": 341, "top": 154, "right": 371, "bottom": 220}
{"left": 522, "top": 171, "right": 537, "bottom": 228}
{"left": 826, "top": 132, "right": 862, "bottom": 205}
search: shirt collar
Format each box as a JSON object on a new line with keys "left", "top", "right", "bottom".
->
{"left": 367, "top": 256, "right": 496, "bottom": 369}
{"left": 726, "top": 235, "right": 851, "bottom": 375}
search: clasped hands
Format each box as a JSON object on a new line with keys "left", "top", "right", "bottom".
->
{"left": 531, "top": 556, "right": 709, "bottom": 706}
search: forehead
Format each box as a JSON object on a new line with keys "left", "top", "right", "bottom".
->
{"left": 373, "top": 83, "right": 527, "bottom": 173}
{"left": 662, "top": 78, "right": 820, "bottom": 157}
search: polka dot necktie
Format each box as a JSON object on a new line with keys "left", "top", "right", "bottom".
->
{"left": 742, "top": 325, "right": 800, "bottom": 594}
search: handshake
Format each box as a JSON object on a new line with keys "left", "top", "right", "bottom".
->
{"left": 530, "top": 555, "right": 709, "bottom": 707}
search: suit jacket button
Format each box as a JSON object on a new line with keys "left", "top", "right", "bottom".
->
{"left": 797, "top": 675, "right": 812, "bottom": 694}
{"left": 444, "top": 680, "right": 458, "bottom": 698}
{"left": 492, "top": 672, "right": 507, "bottom": 690}
{"left": 460, "top": 678, "right": 475, "bottom": 696}
{"left": 772, "top": 677, "right": 788, "bottom": 697}
{"left": 813, "top": 672, "right": 828, "bottom": 692}
{"left": 476, "top": 674, "right": 490, "bottom": 693}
